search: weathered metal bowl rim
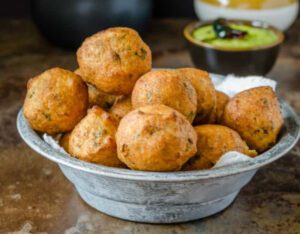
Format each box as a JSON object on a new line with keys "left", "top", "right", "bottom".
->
{"left": 17, "top": 100, "right": 300, "bottom": 182}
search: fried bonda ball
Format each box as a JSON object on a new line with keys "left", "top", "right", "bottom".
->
{"left": 183, "top": 125, "right": 257, "bottom": 171}
{"left": 184, "top": 155, "right": 214, "bottom": 171}
{"left": 222, "top": 86, "right": 284, "bottom": 153}
{"left": 205, "top": 91, "right": 230, "bottom": 124}
{"left": 69, "top": 106, "right": 124, "bottom": 167}
{"left": 109, "top": 96, "right": 132, "bottom": 122}
{"left": 116, "top": 105, "right": 197, "bottom": 171}
{"left": 24, "top": 67, "right": 88, "bottom": 134}
{"left": 131, "top": 70, "right": 197, "bottom": 123}
{"left": 77, "top": 27, "right": 152, "bottom": 95}
{"left": 60, "top": 132, "right": 71, "bottom": 153}
{"left": 74, "top": 68, "right": 117, "bottom": 109}
{"left": 204, "top": 105, "right": 217, "bottom": 124}
{"left": 176, "top": 68, "right": 216, "bottom": 124}
{"left": 215, "top": 91, "right": 230, "bottom": 123}
{"left": 87, "top": 84, "right": 117, "bottom": 109}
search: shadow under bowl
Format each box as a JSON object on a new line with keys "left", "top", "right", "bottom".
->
{"left": 184, "top": 20, "right": 284, "bottom": 76}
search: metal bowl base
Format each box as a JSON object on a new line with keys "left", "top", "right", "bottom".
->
{"left": 76, "top": 187, "right": 239, "bottom": 223}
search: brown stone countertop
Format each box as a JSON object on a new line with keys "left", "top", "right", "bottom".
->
{"left": 0, "top": 19, "right": 300, "bottom": 234}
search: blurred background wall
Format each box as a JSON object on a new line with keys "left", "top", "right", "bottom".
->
{"left": 0, "top": 0, "right": 31, "bottom": 18}
{"left": 2, "top": 0, "right": 298, "bottom": 49}
{"left": 1, "top": 0, "right": 197, "bottom": 19}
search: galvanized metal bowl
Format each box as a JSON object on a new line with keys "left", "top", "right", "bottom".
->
{"left": 17, "top": 92, "right": 300, "bottom": 224}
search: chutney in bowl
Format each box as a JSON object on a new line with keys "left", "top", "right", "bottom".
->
{"left": 184, "top": 19, "right": 284, "bottom": 76}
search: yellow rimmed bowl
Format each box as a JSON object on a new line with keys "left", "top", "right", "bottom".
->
{"left": 194, "top": 0, "right": 299, "bottom": 31}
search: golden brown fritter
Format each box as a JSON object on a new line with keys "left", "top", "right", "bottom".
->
{"left": 87, "top": 84, "right": 117, "bottom": 109}
{"left": 204, "top": 91, "right": 230, "bottom": 124}
{"left": 60, "top": 132, "right": 71, "bottom": 153}
{"left": 116, "top": 105, "right": 197, "bottom": 171}
{"left": 77, "top": 27, "right": 152, "bottom": 95}
{"left": 176, "top": 68, "right": 216, "bottom": 124}
{"left": 184, "top": 155, "right": 214, "bottom": 171}
{"left": 222, "top": 86, "right": 284, "bottom": 153}
{"left": 215, "top": 91, "right": 230, "bottom": 123}
{"left": 131, "top": 70, "right": 197, "bottom": 123}
{"left": 24, "top": 67, "right": 88, "bottom": 134}
{"left": 74, "top": 68, "right": 117, "bottom": 109}
{"left": 69, "top": 106, "right": 124, "bottom": 167}
{"left": 204, "top": 105, "right": 217, "bottom": 124}
{"left": 109, "top": 96, "right": 132, "bottom": 122}
{"left": 183, "top": 125, "right": 257, "bottom": 171}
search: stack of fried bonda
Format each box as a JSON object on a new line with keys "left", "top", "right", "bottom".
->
{"left": 23, "top": 27, "right": 284, "bottom": 172}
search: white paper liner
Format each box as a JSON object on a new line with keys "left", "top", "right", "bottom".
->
{"left": 213, "top": 151, "right": 253, "bottom": 168}
{"left": 43, "top": 134, "right": 66, "bottom": 154}
{"left": 215, "top": 75, "right": 277, "bottom": 97}
{"left": 43, "top": 74, "right": 277, "bottom": 169}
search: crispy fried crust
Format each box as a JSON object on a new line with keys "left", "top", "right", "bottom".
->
{"left": 74, "top": 68, "right": 117, "bottom": 109}
{"left": 183, "top": 125, "right": 257, "bottom": 171}
{"left": 222, "top": 86, "right": 284, "bottom": 153}
{"left": 24, "top": 67, "right": 88, "bottom": 134}
{"left": 87, "top": 84, "right": 117, "bottom": 109}
{"left": 69, "top": 106, "right": 124, "bottom": 167}
{"left": 77, "top": 27, "right": 152, "bottom": 95}
{"left": 205, "top": 91, "right": 230, "bottom": 124}
{"left": 116, "top": 105, "right": 197, "bottom": 171}
{"left": 131, "top": 70, "right": 197, "bottom": 123}
{"left": 215, "top": 91, "right": 230, "bottom": 123}
{"left": 109, "top": 96, "right": 132, "bottom": 122}
{"left": 59, "top": 132, "right": 71, "bottom": 153}
{"left": 176, "top": 68, "right": 216, "bottom": 124}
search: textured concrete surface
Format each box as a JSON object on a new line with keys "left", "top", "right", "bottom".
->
{"left": 0, "top": 19, "right": 300, "bottom": 233}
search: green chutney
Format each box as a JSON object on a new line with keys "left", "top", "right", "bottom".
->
{"left": 192, "top": 24, "right": 278, "bottom": 49}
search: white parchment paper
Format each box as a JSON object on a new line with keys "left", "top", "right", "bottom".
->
{"left": 44, "top": 74, "right": 277, "bottom": 169}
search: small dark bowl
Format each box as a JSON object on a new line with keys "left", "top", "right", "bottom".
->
{"left": 184, "top": 20, "right": 284, "bottom": 76}
{"left": 31, "top": 0, "right": 153, "bottom": 49}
